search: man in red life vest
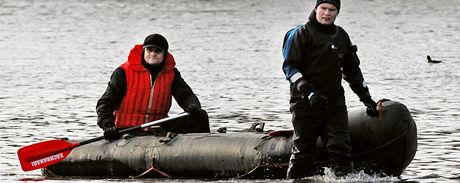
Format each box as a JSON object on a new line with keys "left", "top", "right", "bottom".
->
{"left": 97, "top": 33, "right": 210, "bottom": 140}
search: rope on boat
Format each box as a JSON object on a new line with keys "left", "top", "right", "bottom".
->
{"left": 41, "top": 167, "right": 60, "bottom": 178}
{"left": 314, "top": 121, "right": 409, "bottom": 165}
{"left": 352, "top": 124, "right": 408, "bottom": 158}
{"left": 130, "top": 165, "right": 171, "bottom": 178}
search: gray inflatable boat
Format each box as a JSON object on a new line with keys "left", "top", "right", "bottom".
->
{"left": 42, "top": 100, "right": 417, "bottom": 179}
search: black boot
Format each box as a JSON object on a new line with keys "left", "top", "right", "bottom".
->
{"left": 333, "top": 161, "right": 353, "bottom": 177}
{"left": 287, "top": 166, "right": 304, "bottom": 179}
{"left": 287, "top": 163, "right": 322, "bottom": 179}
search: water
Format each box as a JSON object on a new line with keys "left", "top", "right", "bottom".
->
{"left": 1, "top": 0, "right": 459, "bottom": 182}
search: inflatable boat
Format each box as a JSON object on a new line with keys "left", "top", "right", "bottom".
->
{"left": 42, "top": 100, "right": 417, "bottom": 179}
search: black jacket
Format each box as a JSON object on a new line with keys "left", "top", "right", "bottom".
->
{"left": 282, "top": 10, "right": 370, "bottom": 102}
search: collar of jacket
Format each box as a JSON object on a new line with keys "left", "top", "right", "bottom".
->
{"left": 126, "top": 44, "right": 176, "bottom": 72}
{"left": 307, "top": 9, "right": 337, "bottom": 35}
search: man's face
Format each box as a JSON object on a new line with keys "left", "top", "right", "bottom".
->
{"left": 144, "top": 47, "right": 164, "bottom": 65}
{"left": 315, "top": 3, "right": 338, "bottom": 25}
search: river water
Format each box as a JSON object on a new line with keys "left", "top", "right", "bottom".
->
{"left": 1, "top": 0, "right": 459, "bottom": 182}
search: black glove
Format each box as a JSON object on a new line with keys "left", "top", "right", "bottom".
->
{"left": 187, "top": 104, "right": 202, "bottom": 119}
{"left": 361, "top": 97, "right": 378, "bottom": 116}
{"left": 295, "top": 78, "right": 329, "bottom": 110}
{"left": 294, "top": 78, "right": 314, "bottom": 98}
{"left": 102, "top": 123, "right": 121, "bottom": 140}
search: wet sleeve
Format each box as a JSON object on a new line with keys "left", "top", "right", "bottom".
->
{"left": 282, "top": 25, "right": 307, "bottom": 83}
{"left": 342, "top": 43, "right": 371, "bottom": 99}
{"left": 96, "top": 67, "right": 127, "bottom": 129}
{"left": 171, "top": 68, "right": 201, "bottom": 111}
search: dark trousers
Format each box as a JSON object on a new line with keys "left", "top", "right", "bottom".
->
{"left": 287, "top": 94, "right": 352, "bottom": 178}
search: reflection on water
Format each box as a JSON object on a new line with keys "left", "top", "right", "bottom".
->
{"left": 1, "top": 0, "right": 459, "bottom": 182}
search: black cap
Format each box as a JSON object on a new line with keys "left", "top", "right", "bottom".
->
{"left": 316, "top": 0, "right": 340, "bottom": 12}
{"left": 143, "top": 34, "right": 169, "bottom": 52}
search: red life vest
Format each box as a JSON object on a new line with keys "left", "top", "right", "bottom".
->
{"left": 114, "top": 44, "right": 176, "bottom": 128}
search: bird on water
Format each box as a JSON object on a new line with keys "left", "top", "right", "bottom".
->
{"left": 427, "top": 55, "right": 442, "bottom": 63}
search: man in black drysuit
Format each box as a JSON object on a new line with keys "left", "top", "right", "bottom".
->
{"left": 281, "top": 0, "right": 379, "bottom": 179}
